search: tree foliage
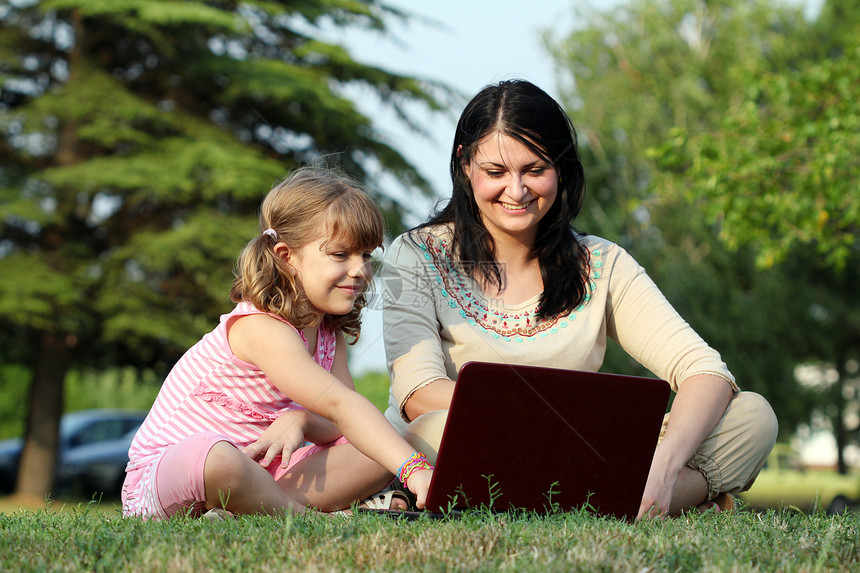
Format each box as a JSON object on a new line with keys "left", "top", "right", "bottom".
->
{"left": 544, "top": 0, "right": 829, "bottom": 439}
{"left": 651, "top": 45, "right": 860, "bottom": 270}
{"left": 0, "top": 0, "right": 450, "bottom": 497}
{"left": 546, "top": 0, "right": 809, "bottom": 244}
{"left": 645, "top": 7, "right": 860, "bottom": 469}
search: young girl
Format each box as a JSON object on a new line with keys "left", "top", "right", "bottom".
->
{"left": 122, "top": 167, "right": 432, "bottom": 519}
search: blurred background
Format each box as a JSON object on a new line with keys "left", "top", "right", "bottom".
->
{"left": 2, "top": 0, "right": 858, "bottom": 512}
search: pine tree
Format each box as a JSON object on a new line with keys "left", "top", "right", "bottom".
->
{"left": 0, "top": 0, "right": 448, "bottom": 498}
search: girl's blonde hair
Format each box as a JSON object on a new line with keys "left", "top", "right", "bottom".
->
{"left": 231, "top": 166, "right": 385, "bottom": 340}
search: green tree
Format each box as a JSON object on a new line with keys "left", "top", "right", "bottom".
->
{"left": 812, "top": 0, "right": 860, "bottom": 58}
{"left": 0, "top": 0, "right": 449, "bottom": 499}
{"left": 544, "top": 0, "right": 821, "bottom": 434}
{"left": 547, "top": 0, "right": 809, "bottom": 243}
{"left": 651, "top": 37, "right": 860, "bottom": 471}
{"left": 652, "top": 45, "right": 860, "bottom": 270}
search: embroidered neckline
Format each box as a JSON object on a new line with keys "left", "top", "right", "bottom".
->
{"left": 418, "top": 234, "right": 601, "bottom": 341}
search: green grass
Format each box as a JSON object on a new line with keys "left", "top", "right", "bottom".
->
{"left": 353, "top": 370, "right": 391, "bottom": 412}
{"left": 0, "top": 502, "right": 858, "bottom": 572}
{"left": 4, "top": 372, "right": 856, "bottom": 571}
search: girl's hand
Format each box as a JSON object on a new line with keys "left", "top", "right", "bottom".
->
{"left": 406, "top": 468, "right": 433, "bottom": 509}
{"left": 242, "top": 410, "right": 308, "bottom": 469}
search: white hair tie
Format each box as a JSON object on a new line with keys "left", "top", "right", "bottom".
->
{"left": 263, "top": 228, "right": 278, "bottom": 240}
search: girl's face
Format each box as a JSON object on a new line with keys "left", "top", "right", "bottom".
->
{"left": 462, "top": 132, "right": 559, "bottom": 246}
{"left": 285, "top": 233, "right": 373, "bottom": 317}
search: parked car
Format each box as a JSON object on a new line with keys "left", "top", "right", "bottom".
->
{"left": 54, "top": 425, "right": 142, "bottom": 497}
{"left": 0, "top": 409, "right": 147, "bottom": 497}
{"left": 740, "top": 443, "right": 860, "bottom": 514}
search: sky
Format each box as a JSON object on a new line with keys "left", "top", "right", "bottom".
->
{"left": 341, "top": 0, "right": 578, "bottom": 375}
{"left": 339, "top": 0, "right": 823, "bottom": 222}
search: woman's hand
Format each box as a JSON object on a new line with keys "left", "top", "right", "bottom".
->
{"left": 636, "top": 445, "right": 679, "bottom": 519}
{"left": 636, "top": 374, "right": 734, "bottom": 520}
{"left": 242, "top": 410, "right": 308, "bottom": 469}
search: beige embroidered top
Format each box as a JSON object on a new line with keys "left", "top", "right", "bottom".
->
{"left": 380, "top": 225, "right": 737, "bottom": 433}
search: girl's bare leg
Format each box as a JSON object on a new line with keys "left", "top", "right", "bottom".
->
{"left": 277, "top": 443, "right": 394, "bottom": 512}
{"left": 203, "top": 441, "right": 306, "bottom": 515}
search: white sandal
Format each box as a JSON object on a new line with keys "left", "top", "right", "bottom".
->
{"left": 326, "top": 487, "right": 410, "bottom": 517}
{"left": 360, "top": 488, "right": 410, "bottom": 510}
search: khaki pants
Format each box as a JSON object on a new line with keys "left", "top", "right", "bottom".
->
{"left": 404, "top": 391, "right": 777, "bottom": 501}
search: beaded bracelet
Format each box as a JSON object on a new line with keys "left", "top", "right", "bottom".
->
{"left": 397, "top": 452, "right": 433, "bottom": 488}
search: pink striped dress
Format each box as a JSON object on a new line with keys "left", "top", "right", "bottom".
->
{"left": 122, "top": 301, "right": 336, "bottom": 517}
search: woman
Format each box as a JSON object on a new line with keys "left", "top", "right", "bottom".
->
{"left": 379, "top": 79, "right": 777, "bottom": 519}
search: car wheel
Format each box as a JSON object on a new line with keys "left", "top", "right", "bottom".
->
{"left": 826, "top": 495, "right": 850, "bottom": 515}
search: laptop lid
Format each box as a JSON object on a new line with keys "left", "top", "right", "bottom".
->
{"left": 424, "top": 361, "right": 671, "bottom": 519}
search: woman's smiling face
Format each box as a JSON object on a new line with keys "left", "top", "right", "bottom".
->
{"left": 462, "top": 132, "right": 558, "bottom": 246}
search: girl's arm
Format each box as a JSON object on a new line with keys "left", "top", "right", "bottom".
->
{"left": 289, "top": 332, "right": 363, "bottom": 446}
{"left": 276, "top": 333, "right": 357, "bottom": 447}
{"left": 328, "top": 332, "right": 356, "bottom": 390}
{"left": 242, "top": 408, "right": 342, "bottom": 469}
{"left": 242, "top": 326, "right": 352, "bottom": 468}
{"left": 230, "top": 314, "right": 432, "bottom": 506}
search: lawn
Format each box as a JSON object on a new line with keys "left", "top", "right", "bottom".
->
{"left": 3, "top": 372, "right": 857, "bottom": 571}
{"left": 1, "top": 496, "right": 858, "bottom": 572}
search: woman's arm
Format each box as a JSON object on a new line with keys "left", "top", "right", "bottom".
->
{"left": 603, "top": 242, "right": 738, "bottom": 393}
{"left": 599, "top": 242, "right": 738, "bottom": 516}
{"left": 637, "top": 373, "right": 733, "bottom": 518}
{"left": 403, "top": 378, "right": 455, "bottom": 421}
{"left": 382, "top": 234, "right": 454, "bottom": 422}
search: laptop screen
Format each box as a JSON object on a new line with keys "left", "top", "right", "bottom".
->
{"left": 425, "top": 362, "right": 670, "bottom": 519}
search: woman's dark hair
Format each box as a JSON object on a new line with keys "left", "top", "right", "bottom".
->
{"left": 414, "top": 79, "right": 590, "bottom": 319}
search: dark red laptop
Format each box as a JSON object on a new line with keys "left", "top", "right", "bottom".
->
{"left": 419, "top": 361, "right": 671, "bottom": 519}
